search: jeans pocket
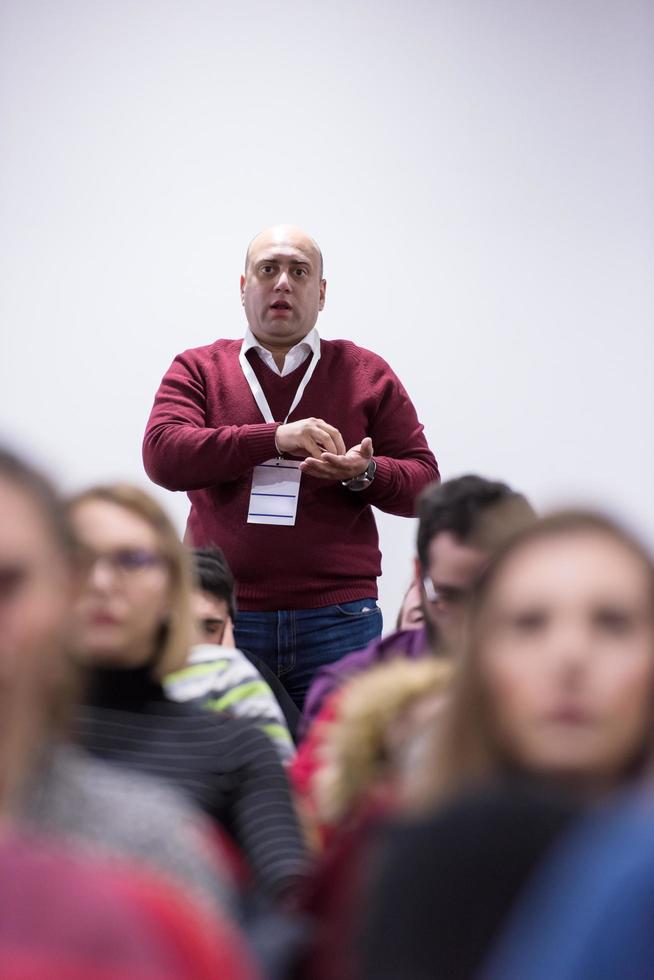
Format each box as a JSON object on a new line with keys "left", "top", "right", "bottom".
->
{"left": 334, "top": 599, "right": 381, "bottom": 618}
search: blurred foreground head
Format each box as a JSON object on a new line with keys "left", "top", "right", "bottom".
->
{"left": 415, "top": 475, "right": 536, "bottom": 648}
{"left": 0, "top": 447, "right": 79, "bottom": 809}
{"left": 417, "top": 510, "right": 654, "bottom": 806}
{"left": 68, "top": 485, "right": 193, "bottom": 678}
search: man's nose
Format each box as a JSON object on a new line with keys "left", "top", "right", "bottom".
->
{"left": 274, "top": 270, "right": 291, "bottom": 291}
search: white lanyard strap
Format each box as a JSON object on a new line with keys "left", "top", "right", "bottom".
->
{"left": 238, "top": 340, "right": 321, "bottom": 425}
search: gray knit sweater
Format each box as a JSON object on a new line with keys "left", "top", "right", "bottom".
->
{"left": 22, "top": 743, "right": 233, "bottom": 915}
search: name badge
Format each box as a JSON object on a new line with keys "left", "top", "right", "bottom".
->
{"left": 247, "top": 459, "right": 302, "bottom": 526}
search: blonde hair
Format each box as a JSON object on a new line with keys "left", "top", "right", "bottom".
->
{"left": 68, "top": 484, "right": 194, "bottom": 678}
{"left": 412, "top": 510, "right": 654, "bottom": 809}
{"left": 313, "top": 657, "right": 453, "bottom": 828}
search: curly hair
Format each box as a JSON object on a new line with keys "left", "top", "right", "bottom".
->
{"left": 313, "top": 657, "right": 453, "bottom": 827}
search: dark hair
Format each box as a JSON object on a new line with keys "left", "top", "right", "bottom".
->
{"left": 193, "top": 547, "right": 236, "bottom": 622}
{"left": 416, "top": 475, "right": 535, "bottom": 569}
{"left": 0, "top": 446, "right": 78, "bottom": 561}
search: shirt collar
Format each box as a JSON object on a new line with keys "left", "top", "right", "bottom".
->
{"left": 243, "top": 326, "right": 320, "bottom": 359}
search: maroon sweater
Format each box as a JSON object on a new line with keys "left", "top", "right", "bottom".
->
{"left": 143, "top": 338, "right": 439, "bottom": 610}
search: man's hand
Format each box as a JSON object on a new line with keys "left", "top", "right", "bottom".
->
{"left": 300, "top": 437, "right": 374, "bottom": 482}
{"left": 275, "top": 418, "right": 346, "bottom": 459}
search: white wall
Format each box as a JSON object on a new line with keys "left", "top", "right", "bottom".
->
{"left": 2, "top": 0, "right": 653, "bottom": 624}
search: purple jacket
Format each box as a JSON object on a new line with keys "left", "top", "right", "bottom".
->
{"left": 300, "top": 625, "right": 431, "bottom": 737}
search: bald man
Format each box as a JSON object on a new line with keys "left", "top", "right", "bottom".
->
{"left": 143, "top": 226, "right": 439, "bottom": 708}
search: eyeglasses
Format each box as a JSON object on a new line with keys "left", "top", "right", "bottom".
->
{"left": 83, "top": 548, "right": 166, "bottom": 578}
{"left": 422, "top": 576, "right": 468, "bottom": 608}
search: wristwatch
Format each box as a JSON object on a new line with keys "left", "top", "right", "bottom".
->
{"left": 343, "top": 458, "right": 376, "bottom": 492}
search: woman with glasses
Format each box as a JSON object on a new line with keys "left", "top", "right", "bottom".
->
{"left": 68, "top": 484, "right": 306, "bottom": 907}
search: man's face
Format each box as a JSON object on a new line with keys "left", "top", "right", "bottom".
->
{"left": 418, "top": 530, "right": 489, "bottom": 649}
{"left": 191, "top": 590, "right": 230, "bottom": 646}
{"left": 240, "top": 226, "right": 326, "bottom": 349}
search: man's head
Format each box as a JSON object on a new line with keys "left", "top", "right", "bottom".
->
{"left": 191, "top": 547, "right": 236, "bottom": 646}
{"left": 240, "top": 225, "right": 326, "bottom": 351}
{"left": 415, "top": 475, "right": 536, "bottom": 648}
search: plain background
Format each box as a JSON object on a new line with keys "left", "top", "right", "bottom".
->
{"left": 2, "top": 0, "right": 652, "bottom": 625}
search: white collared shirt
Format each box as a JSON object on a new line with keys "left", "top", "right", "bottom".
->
{"left": 242, "top": 326, "right": 320, "bottom": 377}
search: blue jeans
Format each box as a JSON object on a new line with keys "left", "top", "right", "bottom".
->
{"left": 234, "top": 599, "right": 383, "bottom": 710}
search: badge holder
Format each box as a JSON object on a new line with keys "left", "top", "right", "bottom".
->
{"left": 247, "top": 458, "right": 302, "bottom": 526}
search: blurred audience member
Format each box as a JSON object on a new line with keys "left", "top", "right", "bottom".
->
{"left": 165, "top": 547, "right": 295, "bottom": 763}
{"left": 312, "top": 658, "right": 452, "bottom": 846}
{"left": 0, "top": 834, "right": 260, "bottom": 980}
{"left": 301, "top": 474, "right": 535, "bottom": 734}
{"left": 359, "top": 510, "right": 654, "bottom": 979}
{"left": 413, "top": 509, "right": 654, "bottom": 807}
{"left": 483, "top": 793, "right": 654, "bottom": 980}
{"left": 360, "top": 783, "right": 579, "bottom": 980}
{"left": 0, "top": 448, "right": 231, "bottom": 913}
{"left": 67, "top": 484, "right": 307, "bottom": 905}
{"left": 294, "top": 659, "right": 453, "bottom": 980}
{"left": 395, "top": 577, "right": 424, "bottom": 631}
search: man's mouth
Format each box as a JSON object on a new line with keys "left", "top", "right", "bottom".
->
{"left": 270, "top": 301, "right": 292, "bottom": 311}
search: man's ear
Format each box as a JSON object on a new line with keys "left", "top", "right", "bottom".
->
{"left": 240, "top": 274, "right": 246, "bottom": 305}
{"left": 318, "top": 278, "right": 326, "bottom": 311}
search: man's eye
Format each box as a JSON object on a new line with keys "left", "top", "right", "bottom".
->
{"left": 260, "top": 265, "right": 275, "bottom": 275}
{"left": 293, "top": 268, "right": 308, "bottom": 277}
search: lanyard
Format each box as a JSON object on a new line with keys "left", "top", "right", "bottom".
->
{"left": 238, "top": 338, "right": 321, "bottom": 425}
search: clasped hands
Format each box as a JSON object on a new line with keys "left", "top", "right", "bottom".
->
{"left": 275, "top": 418, "right": 373, "bottom": 482}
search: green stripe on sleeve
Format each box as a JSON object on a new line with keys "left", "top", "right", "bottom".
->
{"left": 204, "top": 680, "right": 271, "bottom": 712}
{"left": 262, "top": 723, "right": 293, "bottom": 746}
{"left": 165, "top": 660, "right": 229, "bottom": 684}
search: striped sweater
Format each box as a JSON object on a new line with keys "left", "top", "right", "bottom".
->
{"left": 164, "top": 644, "right": 294, "bottom": 765}
{"left": 74, "top": 666, "right": 307, "bottom": 903}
